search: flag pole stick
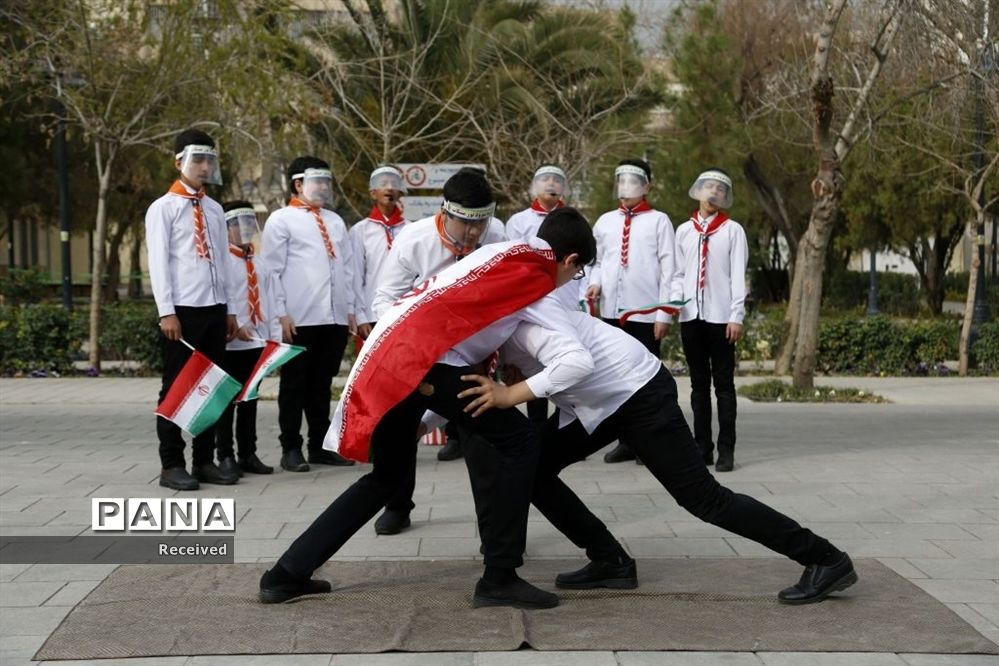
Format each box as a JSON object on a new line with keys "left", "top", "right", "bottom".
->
{"left": 179, "top": 338, "right": 195, "bottom": 352}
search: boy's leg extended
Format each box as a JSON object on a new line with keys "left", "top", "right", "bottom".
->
{"left": 275, "top": 392, "right": 425, "bottom": 580}
{"left": 626, "top": 369, "right": 836, "bottom": 566}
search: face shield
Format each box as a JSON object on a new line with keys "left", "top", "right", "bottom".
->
{"left": 441, "top": 198, "right": 495, "bottom": 252}
{"left": 368, "top": 166, "right": 407, "bottom": 194}
{"left": 176, "top": 144, "right": 222, "bottom": 186}
{"left": 688, "top": 170, "right": 733, "bottom": 209}
{"left": 614, "top": 165, "right": 649, "bottom": 200}
{"left": 293, "top": 168, "right": 334, "bottom": 208}
{"left": 224, "top": 207, "right": 260, "bottom": 246}
{"left": 530, "top": 166, "right": 568, "bottom": 200}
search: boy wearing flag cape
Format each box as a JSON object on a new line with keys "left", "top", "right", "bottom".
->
{"left": 459, "top": 300, "right": 858, "bottom": 606}
{"left": 259, "top": 207, "right": 597, "bottom": 610}
{"left": 368, "top": 169, "right": 507, "bottom": 536}
{"left": 146, "top": 129, "right": 244, "bottom": 491}
{"left": 213, "top": 201, "right": 280, "bottom": 478}
{"left": 670, "top": 169, "right": 748, "bottom": 472}
{"left": 586, "top": 158, "right": 676, "bottom": 464}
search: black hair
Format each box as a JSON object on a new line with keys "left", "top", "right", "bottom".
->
{"left": 222, "top": 200, "right": 253, "bottom": 213}
{"left": 537, "top": 207, "right": 596, "bottom": 266}
{"left": 442, "top": 169, "right": 493, "bottom": 208}
{"left": 174, "top": 128, "right": 215, "bottom": 155}
{"left": 287, "top": 156, "right": 331, "bottom": 190}
{"left": 617, "top": 158, "right": 652, "bottom": 181}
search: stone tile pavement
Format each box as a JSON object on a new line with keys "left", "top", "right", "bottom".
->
{"left": 0, "top": 375, "right": 997, "bottom": 665}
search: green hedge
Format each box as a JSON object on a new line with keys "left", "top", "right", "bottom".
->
{"left": 98, "top": 301, "right": 162, "bottom": 371}
{"left": 0, "top": 303, "right": 85, "bottom": 373}
{"left": 817, "top": 315, "right": 959, "bottom": 375}
{"left": 973, "top": 321, "right": 999, "bottom": 372}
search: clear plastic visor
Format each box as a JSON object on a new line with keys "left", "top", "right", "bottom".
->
{"left": 369, "top": 168, "right": 407, "bottom": 194}
{"left": 294, "top": 168, "right": 334, "bottom": 207}
{"left": 615, "top": 170, "right": 648, "bottom": 200}
{"left": 531, "top": 171, "right": 567, "bottom": 199}
{"left": 688, "top": 173, "right": 733, "bottom": 209}
{"left": 176, "top": 145, "right": 222, "bottom": 186}
{"left": 225, "top": 208, "right": 260, "bottom": 245}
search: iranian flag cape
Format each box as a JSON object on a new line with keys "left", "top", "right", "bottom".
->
{"left": 323, "top": 240, "right": 557, "bottom": 462}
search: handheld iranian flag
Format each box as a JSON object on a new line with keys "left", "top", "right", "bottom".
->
{"left": 236, "top": 339, "right": 305, "bottom": 402}
{"left": 617, "top": 299, "right": 689, "bottom": 326}
{"left": 155, "top": 346, "right": 241, "bottom": 436}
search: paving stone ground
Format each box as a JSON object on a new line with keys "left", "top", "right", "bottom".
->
{"left": 1, "top": 375, "right": 997, "bottom": 666}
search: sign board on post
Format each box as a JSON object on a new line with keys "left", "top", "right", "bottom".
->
{"left": 396, "top": 163, "right": 486, "bottom": 190}
{"left": 400, "top": 196, "right": 443, "bottom": 221}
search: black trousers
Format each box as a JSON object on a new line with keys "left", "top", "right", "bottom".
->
{"left": 680, "top": 319, "right": 737, "bottom": 455}
{"left": 602, "top": 317, "right": 660, "bottom": 357}
{"left": 278, "top": 363, "right": 539, "bottom": 579}
{"left": 157, "top": 304, "right": 227, "bottom": 469}
{"left": 278, "top": 324, "right": 348, "bottom": 452}
{"left": 526, "top": 397, "right": 549, "bottom": 426}
{"left": 215, "top": 346, "right": 263, "bottom": 460}
{"left": 531, "top": 367, "right": 835, "bottom": 566}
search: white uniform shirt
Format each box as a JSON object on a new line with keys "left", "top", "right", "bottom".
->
{"left": 506, "top": 205, "right": 584, "bottom": 312}
{"left": 223, "top": 245, "right": 282, "bottom": 351}
{"left": 371, "top": 215, "right": 506, "bottom": 320}
{"left": 349, "top": 215, "right": 411, "bottom": 323}
{"left": 670, "top": 213, "right": 748, "bottom": 325}
{"left": 259, "top": 205, "right": 355, "bottom": 327}
{"left": 589, "top": 206, "right": 675, "bottom": 323}
{"left": 502, "top": 302, "right": 662, "bottom": 433}
{"left": 145, "top": 184, "right": 238, "bottom": 318}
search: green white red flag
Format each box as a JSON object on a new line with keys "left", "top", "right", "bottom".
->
{"left": 236, "top": 340, "right": 305, "bottom": 402}
{"left": 155, "top": 350, "right": 241, "bottom": 436}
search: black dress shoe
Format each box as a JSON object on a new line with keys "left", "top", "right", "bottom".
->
{"left": 778, "top": 553, "right": 858, "bottom": 605}
{"left": 308, "top": 449, "right": 355, "bottom": 466}
{"left": 603, "top": 443, "right": 636, "bottom": 463}
{"left": 715, "top": 450, "right": 734, "bottom": 472}
{"left": 192, "top": 462, "right": 238, "bottom": 485}
{"left": 437, "top": 437, "right": 463, "bottom": 461}
{"left": 159, "top": 467, "right": 199, "bottom": 491}
{"left": 239, "top": 454, "right": 274, "bottom": 475}
{"left": 374, "top": 509, "right": 411, "bottom": 535}
{"left": 472, "top": 577, "right": 559, "bottom": 609}
{"left": 218, "top": 456, "right": 243, "bottom": 478}
{"left": 280, "top": 449, "right": 310, "bottom": 472}
{"left": 259, "top": 570, "right": 332, "bottom": 604}
{"left": 555, "top": 557, "right": 638, "bottom": 589}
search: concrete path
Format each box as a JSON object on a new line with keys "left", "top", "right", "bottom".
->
{"left": 1, "top": 375, "right": 997, "bottom": 665}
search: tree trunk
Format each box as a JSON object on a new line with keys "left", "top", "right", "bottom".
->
{"left": 102, "top": 222, "right": 130, "bottom": 303}
{"left": 792, "top": 178, "right": 841, "bottom": 389}
{"left": 775, "top": 242, "right": 806, "bottom": 375}
{"left": 959, "top": 217, "right": 981, "bottom": 375}
{"left": 128, "top": 231, "right": 143, "bottom": 299}
{"left": 88, "top": 146, "right": 113, "bottom": 370}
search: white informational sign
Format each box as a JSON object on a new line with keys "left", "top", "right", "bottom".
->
{"left": 396, "top": 163, "right": 486, "bottom": 190}
{"left": 400, "top": 196, "right": 443, "bottom": 221}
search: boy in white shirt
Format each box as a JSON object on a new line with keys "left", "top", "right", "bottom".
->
{"left": 145, "top": 128, "right": 242, "bottom": 491}
{"left": 349, "top": 166, "right": 410, "bottom": 339}
{"left": 213, "top": 201, "right": 279, "bottom": 478}
{"left": 460, "top": 304, "right": 857, "bottom": 606}
{"left": 369, "top": 170, "right": 506, "bottom": 535}
{"left": 259, "top": 209, "right": 598, "bottom": 610}
{"left": 586, "top": 159, "right": 675, "bottom": 464}
{"left": 670, "top": 169, "right": 748, "bottom": 472}
{"left": 259, "top": 156, "right": 357, "bottom": 473}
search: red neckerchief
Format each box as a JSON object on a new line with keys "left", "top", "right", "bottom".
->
{"left": 229, "top": 243, "right": 262, "bottom": 324}
{"left": 434, "top": 211, "right": 474, "bottom": 258}
{"left": 289, "top": 196, "right": 336, "bottom": 258}
{"left": 618, "top": 199, "right": 653, "bottom": 267}
{"left": 529, "top": 199, "right": 564, "bottom": 214}
{"left": 368, "top": 205, "right": 405, "bottom": 249}
{"left": 168, "top": 180, "right": 209, "bottom": 259}
{"left": 691, "top": 210, "right": 729, "bottom": 290}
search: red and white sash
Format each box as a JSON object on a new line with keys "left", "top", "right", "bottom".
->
{"left": 691, "top": 210, "right": 729, "bottom": 290}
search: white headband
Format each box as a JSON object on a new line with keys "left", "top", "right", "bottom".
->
{"left": 291, "top": 168, "right": 333, "bottom": 180}
{"left": 443, "top": 199, "right": 495, "bottom": 221}
{"left": 370, "top": 166, "right": 403, "bottom": 180}
{"left": 224, "top": 207, "right": 256, "bottom": 222}
{"left": 696, "top": 170, "right": 732, "bottom": 188}
{"left": 614, "top": 164, "right": 649, "bottom": 180}
{"left": 175, "top": 144, "right": 217, "bottom": 159}
{"left": 534, "top": 165, "right": 567, "bottom": 180}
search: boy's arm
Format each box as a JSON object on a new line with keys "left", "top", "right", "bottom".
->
{"left": 669, "top": 226, "right": 688, "bottom": 303}
{"left": 656, "top": 214, "right": 676, "bottom": 323}
{"left": 372, "top": 237, "right": 418, "bottom": 320}
{"left": 145, "top": 200, "right": 175, "bottom": 318}
{"left": 729, "top": 224, "right": 749, "bottom": 325}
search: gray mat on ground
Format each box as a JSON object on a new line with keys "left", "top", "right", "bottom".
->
{"left": 35, "top": 558, "right": 999, "bottom": 659}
